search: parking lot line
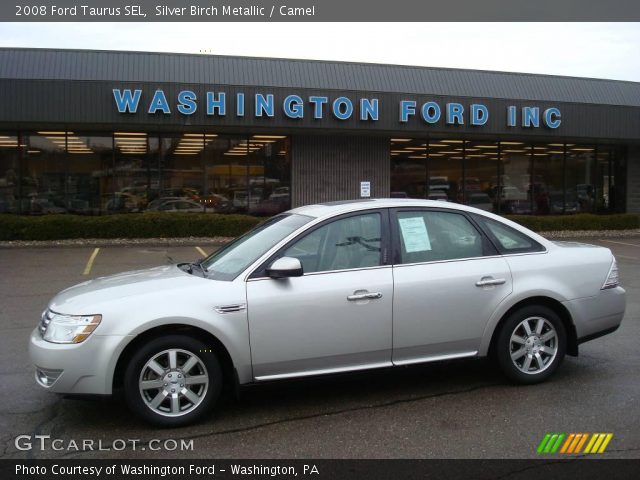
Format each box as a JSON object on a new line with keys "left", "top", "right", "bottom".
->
{"left": 195, "top": 246, "right": 208, "bottom": 257}
{"left": 83, "top": 248, "right": 100, "bottom": 275}
{"left": 600, "top": 239, "right": 640, "bottom": 248}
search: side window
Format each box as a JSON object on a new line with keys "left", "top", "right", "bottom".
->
{"left": 283, "top": 213, "right": 382, "bottom": 273}
{"left": 395, "top": 210, "right": 484, "bottom": 264}
{"left": 474, "top": 216, "right": 545, "bottom": 254}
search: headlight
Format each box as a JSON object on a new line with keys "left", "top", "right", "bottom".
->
{"left": 41, "top": 311, "right": 102, "bottom": 344}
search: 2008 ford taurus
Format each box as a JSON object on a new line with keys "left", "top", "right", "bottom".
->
{"left": 30, "top": 199, "right": 626, "bottom": 426}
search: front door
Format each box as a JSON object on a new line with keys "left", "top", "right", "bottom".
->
{"left": 246, "top": 211, "right": 393, "bottom": 380}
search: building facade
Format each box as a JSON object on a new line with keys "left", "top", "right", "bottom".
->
{"left": 1, "top": 48, "right": 639, "bottom": 217}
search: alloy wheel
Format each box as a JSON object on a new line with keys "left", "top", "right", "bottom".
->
{"left": 509, "top": 316, "right": 558, "bottom": 375}
{"left": 138, "top": 348, "right": 209, "bottom": 417}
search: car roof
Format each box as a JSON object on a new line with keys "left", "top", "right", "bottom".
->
{"left": 289, "top": 198, "right": 472, "bottom": 219}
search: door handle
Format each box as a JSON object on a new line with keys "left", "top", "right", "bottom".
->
{"left": 475, "top": 278, "right": 506, "bottom": 287}
{"left": 347, "top": 292, "right": 383, "bottom": 301}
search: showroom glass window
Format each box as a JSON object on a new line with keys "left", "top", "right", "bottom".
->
{"left": 20, "top": 132, "right": 67, "bottom": 215}
{"left": 390, "top": 138, "right": 426, "bottom": 199}
{"left": 465, "top": 141, "right": 498, "bottom": 213}
{"left": 68, "top": 133, "right": 114, "bottom": 214}
{"left": 0, "top": 133, "right": 21, "bottom": 213}
{"left": 113, "top": 132, "right": 160, "bottom": 213}
{"left": 565, "top": 144, "right": 596, "bottom": 214}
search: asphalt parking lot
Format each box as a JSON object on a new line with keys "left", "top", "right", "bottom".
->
{"left": 0, "top": 238, "right": 639, "bottom": 459}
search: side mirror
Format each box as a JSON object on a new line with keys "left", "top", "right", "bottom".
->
{"left": 267, "top": 257, "right": 303, "bottom": 279}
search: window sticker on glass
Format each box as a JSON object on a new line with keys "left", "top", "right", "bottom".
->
{"left": 399, "top": 216, "right": 432, "bottom": 252}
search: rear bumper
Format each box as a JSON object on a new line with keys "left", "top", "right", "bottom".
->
{"left": 562, "top": 286, "right": 626, "bottom": 343}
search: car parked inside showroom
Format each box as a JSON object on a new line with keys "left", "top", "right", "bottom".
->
{"left": 30, "top": 199, "right": 625, "bottom": 426}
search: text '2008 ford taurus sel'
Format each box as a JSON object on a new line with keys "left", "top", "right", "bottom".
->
{"left": 30, "top": 199, "right": 626, "bottom": 426}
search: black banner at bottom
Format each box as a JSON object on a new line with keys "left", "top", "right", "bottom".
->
{"left": 2, "top": 459, "right": 640, "bottom": 480}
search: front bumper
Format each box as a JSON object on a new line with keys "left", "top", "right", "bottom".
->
{"left": 562, "top": 286, "right": 626, "bottom": 342}
{"left": 29, "top": 328, "right": 130, "bottom": 395}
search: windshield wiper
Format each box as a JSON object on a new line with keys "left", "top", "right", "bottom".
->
{"left": 178, "top": 260, "right": 208, "bottom": 277}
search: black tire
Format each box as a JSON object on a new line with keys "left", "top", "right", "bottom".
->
{"left": 124, "top": 335, "right": 222, "bottom": 427}
{"left": 496, "top": 305, "right": 566, "bottom": 384}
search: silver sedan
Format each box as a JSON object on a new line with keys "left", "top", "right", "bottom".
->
{"left": 29, "top": 199, "right": 625, "bottom": 426}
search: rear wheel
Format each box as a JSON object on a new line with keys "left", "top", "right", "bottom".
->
{"left": 124, "top": 335, "right": 221, "bottom": 427}
{"left": 496, "top": 305, "right": 566, "bottom": 384}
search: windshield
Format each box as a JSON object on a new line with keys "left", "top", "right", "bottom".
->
{"left": 200, "top": 214, "right": 313, "bottom": 280}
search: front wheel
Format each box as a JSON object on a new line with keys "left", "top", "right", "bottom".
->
{"left": 496, "top": 306, "right": 566, "bottom": 384}
{"left": 124, "top": 335, "right": 222, "bottom": 427}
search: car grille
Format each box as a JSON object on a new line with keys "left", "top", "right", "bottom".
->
{"left": 39, "top": 309, "right": 53, "bottom": 336}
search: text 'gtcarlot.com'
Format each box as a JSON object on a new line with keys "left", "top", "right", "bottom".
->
{"left": 14, "top": 434, "right": 194, "bottom": 452}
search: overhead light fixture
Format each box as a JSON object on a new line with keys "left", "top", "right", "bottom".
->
{"left": 441, "top": 140, "right": 465, "bottom": 144}
{"left": 253, "top": 135, "right": 286, "bottom": 139}
{"left": 428, "top": 143, "right": 448, "bottom": 147}
{"left": 391, "top": 138, "right": 412, "bottom": 142}
{"left": 500, "top": 141, "right": 524, "bottom": 145}
{"left": 38, "top": 131, "right": 71, "bottom": 135}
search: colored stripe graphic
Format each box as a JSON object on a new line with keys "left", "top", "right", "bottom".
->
{"left": 537, "top": 433, "right": 565, "bottom": 454}
{"left": 538, "top": 433, "right": 613, "bottom": 454}
{"left": 574, "top": 433, "right": 589, "bottom": 453}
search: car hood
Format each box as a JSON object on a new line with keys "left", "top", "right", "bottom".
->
{"left": 49, "top": 265, "right": 204, "bottom": 313}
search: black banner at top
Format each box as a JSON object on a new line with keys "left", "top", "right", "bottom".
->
{"left": 2, "top": 0, "right": 640, "bottom": 22}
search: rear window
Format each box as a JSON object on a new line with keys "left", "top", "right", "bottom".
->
{"left": 473, "top": 215, "right": 545, "bottom": 254}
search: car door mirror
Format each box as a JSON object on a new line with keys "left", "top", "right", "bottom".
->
{"left": 267, "top": 257, "right": 303, "bottom": 279}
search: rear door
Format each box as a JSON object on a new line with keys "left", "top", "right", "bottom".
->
{"left": 390, "top": 208, "right": 513, "bottom": 365}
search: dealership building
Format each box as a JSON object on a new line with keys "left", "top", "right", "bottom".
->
{"left": 0, "top": 47, "right": 639, "bottom": 217}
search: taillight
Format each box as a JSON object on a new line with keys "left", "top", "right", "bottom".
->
{"left": 601, "top": 258, "right": 619, "bottom": 290}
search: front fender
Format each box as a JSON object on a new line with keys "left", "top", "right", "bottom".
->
{"left": 102, "top": 311, "right": 252, "bottom": 394}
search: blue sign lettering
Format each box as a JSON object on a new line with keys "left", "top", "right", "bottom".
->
{"left": 400, "top": 100, "right": 416, "bottom": 122}
{"left": 255, "top": 94, "right": 274, "bottom": 117}
{"left": 206, "top": 92, "right": 226, "bottom": 116}
{"left": 283, "top": 95, "right": 304, "bottom": 119}
{"left": 360, "top": 98, "right": 379, "bottom": 121}
{"left": 420, "top": 101, "right": 441, "bottom": 124}
{"left": 148, "top": 90, "right": 170, "bottom": 114}
{"left": 113, "top": 89, "right": 141, "bottom": 113}
{"left": 177, "top": 90, "right": 197, "bottom": 115}
{"left": 332, "top": 97, "right": 353, "bottom": 120}
{"left": 543, "top": 107, "right": 561, "bottom": 129}
{"left": 471, "top": 104, "right": 489, "bottom": 126}
{"left": 112, "top": 88, "right": 561, "bottom": 131}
